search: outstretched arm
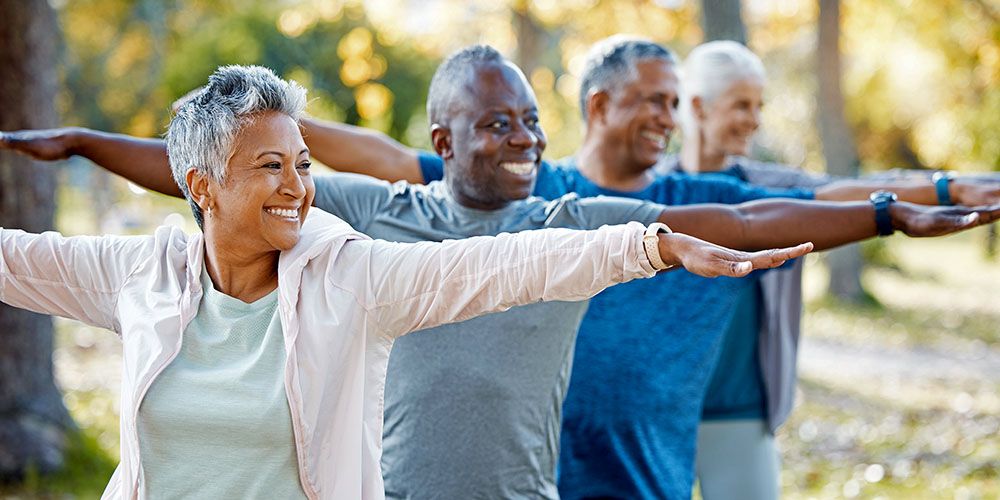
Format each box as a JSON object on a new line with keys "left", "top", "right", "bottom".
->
{"left": 0, "top": 128, "right": 181, "bottom": 197}
{"left": 656, "top": 198, "right": 1000, "bottom": 252}
{"left": 300, "top": 117, "right": 424, "bottom": 183}
{"left": 341, "top": 221, "right": 812, "bottom": 337}
{"left": 815, "top": 178, "right": 1000, "bottom": 207}
{"left": 1, "top": 119, "right": 428, "bottom": 193}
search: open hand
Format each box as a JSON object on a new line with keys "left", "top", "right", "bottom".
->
{"left": 660, "top": 233, "right": 814, "bottom": 278}
{"left": 890, "top": 201, "right": 1000, "bottom": 237}
{"left": 0, "top": 128, "right": 78, "bottom": 161}
{"left": 952, "top": 179, "right": 1000, "bottom": 206}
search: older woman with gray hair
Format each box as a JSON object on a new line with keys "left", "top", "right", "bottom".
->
{"left": 0, "top": 64, "right": 814, "bottom": 499}
{"left": 665, "top": 40, "right": 999, "bottom": 500}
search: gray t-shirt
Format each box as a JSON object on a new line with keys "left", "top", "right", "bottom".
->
{"left": 313, "top": 173, "right": 663, "bottom": 499}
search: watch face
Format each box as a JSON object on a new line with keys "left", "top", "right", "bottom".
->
{"left": 870, "top": 190, "right": 897, "bottom": 203}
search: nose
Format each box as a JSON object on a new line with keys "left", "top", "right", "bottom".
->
{"left": 657, "top": 104, "right": 677, "bottom": 132}
{"left": 279, "top": 165, "right": 307, "bottom": 199}
{"left": 749, "top": 105, "right": 761, "bottom": 131}
{"left": 508, "top": 120, "right": 539, "bottom": 150}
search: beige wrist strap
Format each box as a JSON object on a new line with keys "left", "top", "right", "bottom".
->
{"left": 643, "top": 222, "right": 674, "bottom": 271}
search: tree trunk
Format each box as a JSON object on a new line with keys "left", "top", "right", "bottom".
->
{"left": 510, "top": 0, "right": 546, "bottom": 77}
{"left": 700, "top": 0, "right": 747, "bottom": 44}
{"left": 817, "top": 0, "right": 865, "bottom": 301}
{"left": 0, "top": 0, "right": 73, "bottom": 480}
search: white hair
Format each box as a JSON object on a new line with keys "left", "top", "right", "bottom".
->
{"left": 165, "top": 65, "right": 307, "bottom": 228}
{"left": 678, "top": 41, "right": 766, "bottom": 137}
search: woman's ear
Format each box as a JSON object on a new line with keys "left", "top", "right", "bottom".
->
{"left": 185, "top": 168, "right": 213, "bottom": 212}
{"left": 430, "top": 124, "right": 453, "bottom": 160}
{"left": 691, "top": 96, "right": 707, "bottom": 121}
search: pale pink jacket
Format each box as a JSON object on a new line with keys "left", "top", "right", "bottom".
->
{"left": 0, "top": 209, "right": 656, "bottom": 499}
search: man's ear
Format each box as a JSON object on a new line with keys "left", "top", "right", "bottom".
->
{"left": 586, "top": 90, "right": 610, "bottom": 125}
{"left": 185, "top": 168, "right": 213, "bottom": 212}
{"left": 430, "top": 124, "right": 453, "bottom": 160}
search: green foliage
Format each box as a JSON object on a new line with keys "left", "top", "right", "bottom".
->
{"left": 0, "top": 429, "right": 117, "bottom": 497}
{"left": 57, "top": 1, "right": 437, "bottom": 146}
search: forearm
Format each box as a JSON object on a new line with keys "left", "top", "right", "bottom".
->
{"left": 658, "top": 200, "right": 877, "bottom": 252}
{"left": 815, "top": 180, "right": 936, "bottom": 204}
{"left": 300, "top": 117, "right": 423, "bottom": 183}
{"left": 70, "top": 128, "right": 182, "bottom": 197}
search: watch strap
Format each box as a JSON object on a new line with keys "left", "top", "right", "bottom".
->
{"left": 870, "top": 191, "right": 896, "bottom": 236}
{"left": 643, "top": 223, "right": 674, "bottom": 271}
{"left": 932, "top": 171, "right": 954, "bottom": 206}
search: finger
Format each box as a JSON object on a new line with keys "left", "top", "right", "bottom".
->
{"left": 744, "top": 242, "right": 812, "bottom": 269}
{"left": 975, "top": 205, "right": 1000, "bottom": 224}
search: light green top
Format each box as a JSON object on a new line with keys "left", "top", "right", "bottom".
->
{"left": 137, "top": 265, "right": 306, "bottom": 499}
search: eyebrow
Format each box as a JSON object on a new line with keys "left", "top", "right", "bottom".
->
{"left": 254, "top": 148, "right": 310, "bottom": 160}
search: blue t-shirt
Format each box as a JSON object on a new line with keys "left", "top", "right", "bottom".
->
{"left": 419, "top": 153, "right": 814, "bottom": 499}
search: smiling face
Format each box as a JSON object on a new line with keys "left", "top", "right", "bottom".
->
{"left": 699, "top": 76, "right": 764, "bottom": 158}
{"left": 435, "top": 61, "right": 546, "bottom": 210}
{"left": 599, "top": 58, "right": 680, "bottom": 174}
{"left": 194, "top": 110, "right": 314, "bottom": 254}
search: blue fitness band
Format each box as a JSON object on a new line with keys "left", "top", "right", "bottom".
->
{"left": 932, "top": 171, "right": 954, "bottom": 206}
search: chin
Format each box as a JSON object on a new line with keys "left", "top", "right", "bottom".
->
{"left": 271, "top": 234, "right": 301, "bottom": 252}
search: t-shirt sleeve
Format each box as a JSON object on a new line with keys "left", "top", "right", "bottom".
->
{"left": 312, "top": 173, "right": 395, "bottom": 231}
{"left": 560, "top": 195, "right": 665, "bottom": 229}
{"left": 418, "top": 151, "right": 445, "bottom": 183}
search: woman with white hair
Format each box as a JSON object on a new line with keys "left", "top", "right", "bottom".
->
{"left": 670, "top": 40, "right": 925, "bottom": 500}
{"left": 0, "top": 64, "right": 816, "bottom": 499}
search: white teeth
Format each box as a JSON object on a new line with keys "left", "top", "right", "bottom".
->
{"left": 641, "top": 131, "right": 667, "bottom": 148}
{"left": 265, "top": 207, "right": 299, "bottom": 218}
{"left": 500, "top": 162, "right": 535, "bottom": 175}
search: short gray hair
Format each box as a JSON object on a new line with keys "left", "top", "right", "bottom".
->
{"left": 165, "top": 65, "right": 307, "bottom": 228}
{"left": 578, "top": 35, "right": 679, "bottom": 120}
{"left": 426, "top": 45, "right": 506, "bottom": 125}
{"left": 678, "top": 41, "right": 766, "bottom": 137}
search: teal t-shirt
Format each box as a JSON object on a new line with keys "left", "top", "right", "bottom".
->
{"left": 137, "top": 265, "right": 306, "bottom": 499}
{"left": 700, "top": 283, "right": 766, "bottom": 420}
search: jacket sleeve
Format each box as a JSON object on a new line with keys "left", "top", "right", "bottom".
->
{"left": 335, "top": 221, "right": 657, "bottom": 338}
{"left": 0, "top": 228, "right": 152, "bottom": 333}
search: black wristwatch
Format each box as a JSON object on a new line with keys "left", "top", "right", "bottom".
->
{"left": 932, "top": 171, "right": 955, "bottom": 206}
{"left": 869, "top": 190, "right": 898, "bottom": 237}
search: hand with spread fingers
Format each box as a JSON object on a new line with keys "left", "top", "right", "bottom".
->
{"left": 0, "top": 128, "right": 78, "bottom": 161}
{"left": 890, "top": 202, "right": 1000, "bottom": 237}
{"left": 660, "top": 233, "right": 814, "bottom": 278}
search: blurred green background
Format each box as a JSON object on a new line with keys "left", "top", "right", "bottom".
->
{"left": 2, "top": 0, "right": 999, "bottom": 498}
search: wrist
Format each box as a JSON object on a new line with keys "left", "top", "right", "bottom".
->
{"left": 64, "top": 127, "right": 86, "bottom": 157}
{"left": 934, "top": 171, "right": 956, "bottom": 205}
{"left": 643, "top": 222, "right": 675, "bottom": 271}
{"left": 655, "top": 232, "right": 683, "bottom": 269}
{"left": 870, "top": 190, "right": 898, "bottom": 236}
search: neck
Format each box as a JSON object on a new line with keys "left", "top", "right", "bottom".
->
{"left": 202, "top": 229, "right": 280, "bottom": 303}
{"left": 576, "top": 131, "right": 655, "bottom": 192}
{"left": 444, "top": 181, "right": 510, "bottom": 211}
{"left": 680, "top": 129, "right": 727, "bottom": 174}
